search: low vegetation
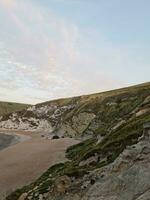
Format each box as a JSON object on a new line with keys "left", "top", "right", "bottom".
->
{"left": 0, "top": 101, "right": 30, "bottom": 116}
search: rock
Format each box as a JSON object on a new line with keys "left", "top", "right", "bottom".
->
{"left": 82, "top": 164, "right": 150, "bottom": 200}
{"left": 18, "top": 193, "right": 28, "bottom": 200}
{"left": 60, "top": 123, "right": 77, "bottom": 137}
{"left": 106, "top": 102, "right": 117, "bottom": 106}
{"left": 96, "top": 135, "right": 103, "bottom": 144}
{"left": 27, "top": 196, "right": 32, "bottom": 200}
{"left": 43, "top": 193, "right": 49, "bottom": 198}
{"left": 136, "top": 108, "right": 150, "bottom": 117}
{"left": 80, "top": 137, "right": 150, "bottom": 200}
{"left": 136, "top": 189, "right": 150, "bottom": 200}
{"left": 90, "top": 179, "right": 96, "bottom": 185}
{"left": 60, "top": 112, "right": 96, "bottom": 137}
{"left": 33, "top": 186, "right": 38, "bottom": 190}
{"left": 112, "top": 120, "right": 126, "bottom": 131}
{"left": 81, "top": 181, "right": 90, "bottom": 189}
{"left": 79, "top": 153, "right": 98, "bottom": 167}
{"left": 55, "top": 175, "right": 71, "bottom": 193}
{"left": 34, "top": 192, "right": 39, "bottom": 197}
{"left": 0, "top": 102, "right": 76, "bottom": 131}
{"left": 143, "top": 95, "right": 150, "bottom": 105}
{"left": 72, "top": 112, "right": 95, "bottom": 134}
{"left": 39, "top": 194, "right": 43, "bottom": 200}
{"left": 52, "top": 135, "right": 60, "bottom": 139}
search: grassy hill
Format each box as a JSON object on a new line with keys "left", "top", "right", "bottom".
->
{"left": 4, "top": 82, "right": 150, "bottom": 200}
{"left": 0, "top": 101, "right": 30, "bottom": 116}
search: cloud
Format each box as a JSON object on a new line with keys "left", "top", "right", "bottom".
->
{"left": 0, "top": 0, "right": 148, "bottom": 104}
{"left": 0, "top": 0, "right": 14, "bottom": 9}
{"left": 51, "top": 0, "right": 82, "bottom": 4}
{"left": 0, "top": 0, "right": 124, "bottom": 103}
{"left": 0, "top": 1, "right": 81, "bottom": 91}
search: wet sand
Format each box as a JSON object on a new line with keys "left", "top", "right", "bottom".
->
{"left": 0, "top": 129, "right": 78, "bottom": 199}
{"left": 0, "top": 133, "right": 16, "bottom": 150}
{"left": 0, "top": 132, "right": 30, "bottom": 151}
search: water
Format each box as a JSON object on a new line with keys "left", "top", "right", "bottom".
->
{"left": 0, "top": 133, "right": 17, "bottom": 150}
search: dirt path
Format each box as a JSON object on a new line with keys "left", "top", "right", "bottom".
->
{"left": 0, "top": 129, "right": 78, "bottom": 199}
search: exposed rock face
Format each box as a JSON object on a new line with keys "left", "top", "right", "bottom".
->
{"left": 46, "top": 136, "right": 150, "bottom": 200}
{"left": 79, "top": 153, "right": 98, "bottom": 167}
{"left": 81, "top": 139, "right": 150, "bottom": 200}
{"left": 18, "top": 193, "right": 28, "bottom": 200}
{"left": 136, "top": 108, "right": 150, "bottom": 117}
{"left": 60, "top": 112, "right": 95, "bottom": 137}
{"left": 111, "top": 120, "right": 126, "bottom": 131}
{"left": 136, "top": 190, "right": 150, "bottom": 200}
{"left": 0, "top": 100, "right": 96, "bottom": 138}
{"left": 0, "top": 103, "right": 77, "bottom": 133}
{"left": 82, "top": 134, "right": 150, "bottom": 200}
{"left": 72, "top": 113, "right": 95, "bottom": 134}
{"left": 83, "top": 164, "right": 150, "bottom": 200}
{"left": 0, "top": 118, "right": 53, "bottom": 131}
{"left": 143, "top": 95, "right": 150, "bottom": 105}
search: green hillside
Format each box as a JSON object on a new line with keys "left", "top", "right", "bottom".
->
{"left": 0, "top": 101, "right": 30, "bottom": 116}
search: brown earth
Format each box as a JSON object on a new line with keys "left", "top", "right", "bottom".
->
{"left": 0, "top": 129, "right": 78, "bottom": 199}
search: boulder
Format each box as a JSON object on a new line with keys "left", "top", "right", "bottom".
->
{"left": 18, "top": 193, "right": 28, "bottom": 200}
{"left": 55, "top": 175, "right": 71, "bottom": 193}
{"left": 52, "top": 135, "right": 60, "bottom": 139}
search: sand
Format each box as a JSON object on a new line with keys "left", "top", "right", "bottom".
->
{"left": 0, "top": 129, "right": 78, "bottom": 199}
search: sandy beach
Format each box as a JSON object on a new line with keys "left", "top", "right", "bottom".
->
{"left": 0, "top": 129, "right": 78, "bottom": 199}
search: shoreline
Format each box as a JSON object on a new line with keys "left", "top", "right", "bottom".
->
{"left": 0, "top": 129, "right": 78, "bottom": 199}
{"left": 0, "top": 131, "right": 31, "bottom": 151}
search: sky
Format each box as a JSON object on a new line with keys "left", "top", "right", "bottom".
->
{"left": 0, "top": 0, "right": 149, "bottom": 104}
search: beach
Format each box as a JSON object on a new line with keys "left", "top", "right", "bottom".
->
{"left": 0, "top": 129, "right": 78, "bottom": 199}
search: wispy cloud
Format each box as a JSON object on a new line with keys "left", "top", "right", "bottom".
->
{"left": 0, "top": 0, "right": 149, "bottom": 104}
{"left": 0, "top": 0, "right": 84, "bottom": 102}
{"left": 51, "top": 0, "right": 82, "bottom": 4}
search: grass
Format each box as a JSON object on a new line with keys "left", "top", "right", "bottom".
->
{"left": 80, "top": 112, "right": 150, "bottom": 162}
{"left": 0, "top": 101, "right": 30, "bottom": 116}
{"left": 66, "top": 138, "right": 97, "bottom": 160}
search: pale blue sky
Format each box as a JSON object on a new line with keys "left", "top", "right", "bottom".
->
{"left": 0, "top": 0, "right": 149, "bottom": 104}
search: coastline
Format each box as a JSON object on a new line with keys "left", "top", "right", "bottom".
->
{"left": 0, "top": 131, "right": 31, "bottom": 151}
{"left": 0, "top": 129, "right": 78, "bottom": 199}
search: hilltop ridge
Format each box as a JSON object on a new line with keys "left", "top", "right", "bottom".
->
{"left": 0, "top": 101, "right": 30, "bottom": 117}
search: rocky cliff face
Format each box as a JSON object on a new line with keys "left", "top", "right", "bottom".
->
{"left": 4, "top": 82, "right": 150, "bottom": 200}
{"left": 45, "top": 133, "right": 150, "bottom": 200}
{"left": 0, "top": 100, "right": 77, "bottom": 132}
